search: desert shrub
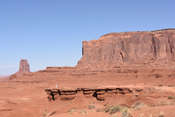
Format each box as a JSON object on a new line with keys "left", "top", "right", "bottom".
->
{"left": 131, "top": 102, "right": 145, "bottom": 110}
{"left": 88, "top": 105, "right": 95, "bottom": 109}
{"left": 42, "top": 110, "right": 48, "bottom": 117}
{"left": 122, "top": 109, "right": 132, "bottom": 117}
{"left": 67, "top": 108, "right": 76, "bottom": 114}
{"left": 168, "top": 96, "right": 175, "bottom": 100}
{"left": 104, "top": 105, "right": 128, "bottom": 115}
{"left": 104, "top": 105, "right": 121, "bottom": 114}
{"left": 80, "top": 110, "right": 87, "bottom": 115}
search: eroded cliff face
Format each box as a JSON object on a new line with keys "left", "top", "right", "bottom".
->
{"left": 77, "top": 29, "right": 175, "bottom": 69}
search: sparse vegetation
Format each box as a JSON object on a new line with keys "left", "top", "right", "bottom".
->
{"left": 159, "top": 100, "right": 173, "bottom": 106}
{"left": 68, "top": 108, "right": 76, "bottom": 114}
{"left": 80, "top": 110, "right": 87, "bottom": 115}
{"left": 104, "top": 105, "right": 129, "bottom": 115}
{"left": 104, "top": 105, "right": 121, "bottom": 114}
{"left": 42, "top": 109, "right": 48, "bottom": 117}
{"left": 122, "top": 109, "right": 132, "bottom": 117}
{"left": 168, "top": 96, "right": 175, "bottom": 100}
{"left": 131, "top": 102, "right": 145, "bottom": 110}
{"left": 88, "top": 105, "right": 95, "bottom": 109}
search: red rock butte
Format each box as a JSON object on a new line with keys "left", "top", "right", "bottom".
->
{"left": 77, "top": 28, "right": 175, "bottom": 69}
{"left": 19, "top": 59, "right": 30, "bottom": 73}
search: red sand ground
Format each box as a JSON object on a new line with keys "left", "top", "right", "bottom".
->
{"left": 0, "top": 67, "right": 175, "bottom": 117}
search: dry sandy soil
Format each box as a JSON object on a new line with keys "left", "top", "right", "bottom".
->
{"left": 0, "top": 67, "right": 175, "bottom": 117}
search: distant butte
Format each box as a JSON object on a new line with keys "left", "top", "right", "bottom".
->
{"left": 19, "top": 59, "right": 30, "bottom": 73}
{"left": 10, "top": 59, "right": 30, "bottom": 79}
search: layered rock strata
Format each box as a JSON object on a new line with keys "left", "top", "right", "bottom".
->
{"left": 77, "top": 29, "right": 175, "bottom": 69}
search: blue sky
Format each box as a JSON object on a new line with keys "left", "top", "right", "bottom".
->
{"left": 0, "top": 0, "right": 175, "bottom": 75}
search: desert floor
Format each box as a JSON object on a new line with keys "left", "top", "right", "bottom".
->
{"left": 0, "top": 68, "right": 175, "bottom": 117}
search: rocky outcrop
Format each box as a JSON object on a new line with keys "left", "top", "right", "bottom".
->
{"left": 45, "top": 87, "right": 142, "bottom": 101}
{"left": 77, "top": 29, "right": 175, "bottom": 69}
{"left": 9, "top": 59, "right": 30, "bottom": 79}
{"left": 19, "top": 59, "right": 30, "bottom": 73}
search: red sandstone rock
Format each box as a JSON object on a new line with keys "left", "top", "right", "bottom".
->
{"left": 77, "top": 29, "right": 175, "bottom": 69}
{"left": 19, "top": 59, "right": 30, "bottom": 73}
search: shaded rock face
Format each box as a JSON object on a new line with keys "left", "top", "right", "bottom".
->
{"left": 77, "top": 29, "right": 175, "bottom": 69}
{"left": 19, "top": 59, "right": 30, "bottom": 73}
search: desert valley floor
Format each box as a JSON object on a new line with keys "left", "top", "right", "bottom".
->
{"left": 1, "top": 67, "right": 175, "bottom": 117}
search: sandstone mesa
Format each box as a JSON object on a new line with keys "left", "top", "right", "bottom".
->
{"left": 77, "top": 28, "right": 175, "bottom": 69}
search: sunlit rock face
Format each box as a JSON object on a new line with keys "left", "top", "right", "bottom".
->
{"left": 77, "top": 29, "right": 175, "bottom": 69}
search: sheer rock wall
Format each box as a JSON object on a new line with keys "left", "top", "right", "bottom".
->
{"left": 77, "top": 29, "right": 175, "bottom": 69}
